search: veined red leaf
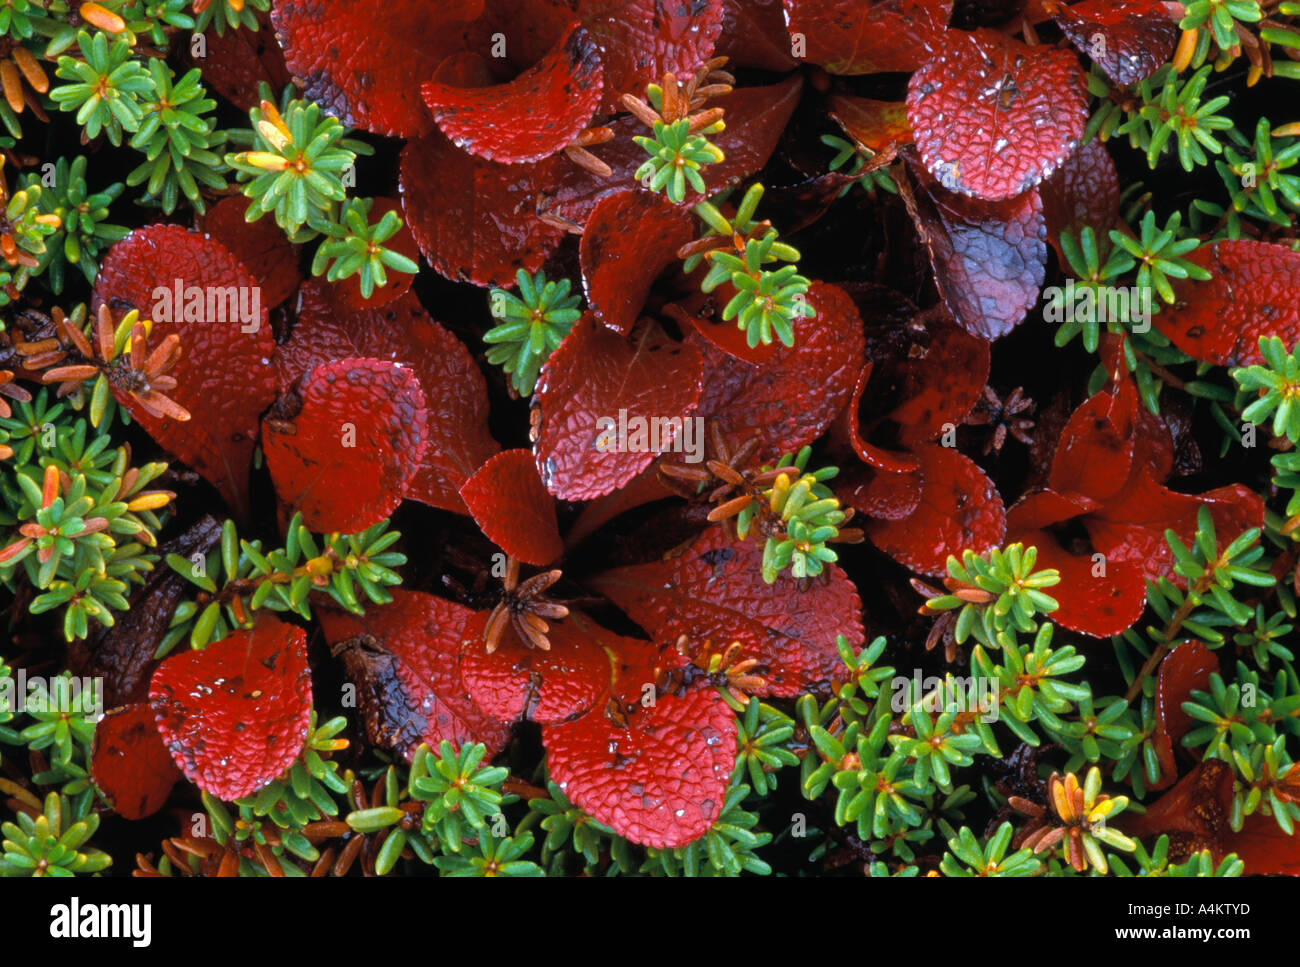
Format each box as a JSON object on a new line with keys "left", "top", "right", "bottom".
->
{"left": 1051, "top": 0, "right": 1177, "bottom": 86}
{"left": 460, "top": 449, "right": 563, "bottom": 566}
{"left": 784, "top": 0, "right": 951, "bottom": 73}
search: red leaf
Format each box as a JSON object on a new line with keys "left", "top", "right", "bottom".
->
{"left": 590, "top": 527, "right": 866, "bottom": 697}
{"left": 582, "top": 0, "right": 725, "bottom": 114}
{"left": 1085, "top": 474, "right": 1265, "bottom": 586}
{"left": 867, "top": 444, "right": 1006, "bottom": 576}
{"left": 320, "top": 591, "right": 512, "bottom": 760}
{"left": 534, "top": 317, "right": 702, "bottom": 501}
{"left": 1155, "top": 240, "right": 1300, "bottom": 366}
{"left": 399, "top": 132, "right": 565, "bottom": 286}
{"left": 90, "top": 702, "right": 182, "bottom": 820}
{"left": 197, "top": 196, "right": 301, "bottom": 310}
{"left": 690, "top": 281, "right": 866, "bottom": 459}
{"left": 829, "top": 95, "right": 913, "bottom": 153}
{"left": 1008, "top": 523, "right": 1148, "bottom": 637}
{"left": 1122, "top": 758, "right": 1233, "bottom": 850}
{"left": 197, "top": 13, "right": 291, "bottom": 111}
{"left": 263, "top": 358, "right": 429, "bottom": 533}
{"left": 460, "top": 610, "right": 626, "bottom": 724}
{"left": 93, "top": 225, "right": 275, "bottom": 518}
{"left": 269, "top": 0, "right": 475, "bottom": 137}
{"left": 907, "top": 29, "right": 1087, "bottom": 200}
{"left": 716, "top": 0, "right": 799, "bottom": 71}
{"left": 537, "top": 77, "right": 803, "bottom": 229}
{"left": 275, "top": 280, "right": 499, "bottom": 514}
{"left": 1051, "top": 0, "right": 1177, "bottom": 86}
{"left": 843, "top": 363, "right": 921, "bottom": 473}
{"left": 422, "top": 23, "right": 603, "bottom": 163}
{"left": 1048, "top": 378, "right": 1138, "bottom": 503}
{"left": 581, "top": 189, "right": 695, "bottom": 336}
{"left": 884, "top": 313, "right": 991, "bottom": 446}
{"left": 1039, "top": 135, "right": 1121, "bottom": 264}
{"left": 784, "top": 0, "right": 951, "bottom": 73}
{"left": 148, "top": 619, "right": 312, "bottom": 800}
{"left": 839, "top": 463, "right": 923, "bottom": 521}
{"left": 544, "top": 645, "right": 735, "bottom": 848}
{"left": 1151, "top": 640, "right": 1218, "bottom": 788}
{"left": 665, "top": 300, "right": 780, "bottom": 366}
{"left": 459, "top": 449, "right": 563, "bottom": 566}
{"left": 906, "top": 162, "right": 1048, "bottom": 340}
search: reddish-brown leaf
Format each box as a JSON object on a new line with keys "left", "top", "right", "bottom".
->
{"left": 829, "top": 95, "right": 913, "bottom": 153}
{"left": 197, "top": 13, "right": 291, "bottom": 111}
{"left": 716, "top": 0, "right": 799, "bottom": 71}
{"left": 1151, "top": 640, "right": 1218, "bottom": 789}
{"left": 148, "top": 619, "right": 312, "bottom": 800}
{"left": 460, "top": 449, "right": 563, "bottom": 566}
{"left": 1051, "top": 0, "right": 1177, "bottom": 86}
{"left": 1048, "top": 377, "right": 1138, "bottom": 503}
{"left": 784, "top": 0, "right": 951, "bottom": 73}
{"left": 907, "top": 28, "right": 1087, "bottom": 200}
{"left": 867, "top": 444, "right": 1006, "bottom": 576}
{"left": 537, "top": 77, "right": 803, "bottom": 229}
{"left": 838, "top": 463, "right": 924, "bottom": 521}
{"left": 590, "top": 527, "right": 866, "bottom": 697}
{"left": 1155, "top": 240, "right": 1300, "bottom": 366}
{"left": 400, "top": 132, "right": 565, "bottom": 286}
{"left": 533, "top": 316, "right": 703, "bottom": 501}
{"left": 90, "top": 702, "right": 182, "bottom": 820}
{"left": 262, "top": 358, "right": 429, "bottom": 534}
{"left": 92, "top": 225, "right": 276, "bottom": 518}
{"left": 320, "top": 592, "right": 512, "bottom": 760}
{"left": 689, "top": 281, "right": 865, "bottom": 459}
{"left": 1039, "top": 135, "right": 1121, "bottom": 264}
{"left": 581, "top": 189, "right": 695, "bottom": 336}
{"left": 422, "top": 23, "right": 603, "bottom": 163}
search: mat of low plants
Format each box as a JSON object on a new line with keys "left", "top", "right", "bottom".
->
{"left": 0, "top": 0, "right": 1298, "bottom": 880}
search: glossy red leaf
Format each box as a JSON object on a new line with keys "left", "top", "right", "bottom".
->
{"left": 537, "top": 77, "right": 803, "bottom": 229}
{"left": 590, "top": 527, "right": 866, "bottom": 697}
{"left": 1007, "top": 521, "right": 1148, "bottom": 637}
{"left": 582, "top": 189, "right": 695, "bottom": 336}
{"left": 92, "top": 225, "right": 275, "bottom": 518}
{"left": 269, "top": 0, "right": 477, "bottom": 137}
{"left": 1221, "top": 812, "right": 1300, "bottom": 876}
{"left": 197, "top": 196, "right": 301, "bottom": 310}
{"left": 400, "top": 132, "right": 565, "bottom": 287}
{"left": 197, "top": 14, "right": 291, "bottom": 111}
{"left": 1155, "top": 240, "right": 1300, "bottom": 366}
{"left": 664, "top": 300, "right": 779, "bottom": 366}
{"left": 148, "top": 620, "right": 312, "bottom": 800}
{"left": 1039, "top": 134, "right": 1121, "bottom": 264}
{"left": 320, "top": 591, "right": 512, "bottom": 760}
{"left": 459, "top": 449, "right": 563, "bottom": 566}
{"left": 262, "top": 358, "right": 429, "bottom": 533}
{"left": 533, "top": 316, "right": 702, "bottom": 501}
{"left": 907, "top": 29, "right": 1087, "bottom": 201}
{"left": 784, "top": 0, "right": 951, "bottom": 73}
{"left": 867, "top": 444, "right": 1006, "bottom": 577}
{"left": 276, "top": 281, "right": 499, "bottom": 515}
{"left": 422, "top": 23, "right": 602, "bottom": 163}
{"left": 460, "top": 610, "right": 627, "bottom": 725}
{"left": 690, "top": 281, "right": 866, "bottom": 459}
{"left": 1051, "top": 0, "right": 1177, "bottom": 86}
{"left": 582, "top": 0, "right": 724, "bottom": 113}
{"left": 90, "top": 702, "right": 182, "bottom": 820}
{"left": 844, "top": 362, "right": 921, "bottom": 474}
{"left": 1085, "top": 474, "right": 1265, "bottom": 586}
{"left": 906, "top": 161, "right": 1047, "bottom": 340}
{"left": 1151, "top": 640, "right": 1217, "bottom": 788}
{"left": 544, "top": 644, "right": 736, "bottom": 848}
{"left": 1048, "top": 378, "right": 1138, "bottom": 503}
{"left": 829, "top": 95, "right": 913, "bottom": 153}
